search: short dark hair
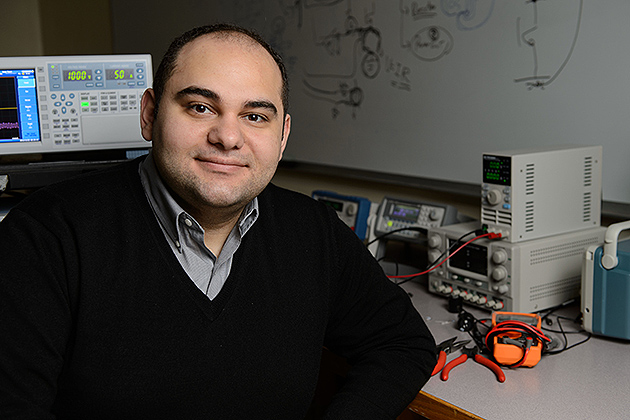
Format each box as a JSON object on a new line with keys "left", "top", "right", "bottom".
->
{"left": 152, "top": 23, "right": 289, "bottom": 117}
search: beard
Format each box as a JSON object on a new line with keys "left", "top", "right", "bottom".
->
{"left": 153, "top": 145, "right": 277, "bottom": 218}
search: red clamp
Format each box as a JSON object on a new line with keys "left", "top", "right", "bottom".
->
{"left": 441, "top": 346, "right": 506, "bottom": 383}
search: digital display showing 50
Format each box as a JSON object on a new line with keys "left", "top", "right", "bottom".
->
{"left": 106, "top": 69, "right": 134, "bottom": 80}
{"left": 63, "top": 70, "right": 93, "bottom": 81}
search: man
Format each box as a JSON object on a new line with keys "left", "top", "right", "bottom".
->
{"left": 0, "top": 24, "right": 435, "bottom": 419}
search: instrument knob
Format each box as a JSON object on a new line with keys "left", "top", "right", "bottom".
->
{"left": 428, "top": 234, "right": 442, "bottom": 249}
{"left": 492, "top": 266, "right": 508, "bottom": 281}
{"left": 428, "top": 250, "right": 442, "bottom": 265}
{"left": 345, "top": 203, "right": 357, "bottom": 217}
{"left": 492, "top": 249, "right": 508, "bottom": 265}
{"left": 486, "top": 189, "right": 502, "bottom": 206}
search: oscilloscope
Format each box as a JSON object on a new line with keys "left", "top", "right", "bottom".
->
{"left": 0, "top": 54, "right": 151, "bottom": 155}
{"left": 0, "top": 54, "right": 152, "bottom": 190}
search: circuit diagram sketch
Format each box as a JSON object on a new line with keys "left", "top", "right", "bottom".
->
{"left": 238, "top": 0, "right": 589, "bottom": 121}
{"left": 302, "top": 79, "right": 364, "bottom": 119}
{"left": 305, "top": 13, "right": 382, "bottom": 80}
{"left": 300, "top": 3, "right": 385, "bottom": 119}
{"left": 514, "top": 0, "right": 583, "bottom": 90}
{"left": 399, "top": 1, "right": 453, "bottom": 62}
{"left": 398, "top": 0, "right": 495, "bottom": 62}
{"left": 408, "top": 0, "right": 439, "bottom": 19}
{"left": 300, "top": 0, "right": 496, "bottom": 118}
{"left": 267, "top": 16, "right": 294, "bottom": 57}
{"left": 440, "top": 0, "right": 496, "bottom": 31}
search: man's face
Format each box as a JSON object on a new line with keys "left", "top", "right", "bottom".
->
{"left": 141, "top": 34, "right": 291, "bottom": 217}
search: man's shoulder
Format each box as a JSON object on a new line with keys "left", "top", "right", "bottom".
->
{"left": 260, "top": 183, "right": 310, "bottom": 201}
{"left": 14, "top": 158, "right": 143, "bottom": 217}
{"left": 259, "top": 183, "right": 328, "bottom": 214}
{"left": 256, "top": 183, "right": 347, "bottom": 239}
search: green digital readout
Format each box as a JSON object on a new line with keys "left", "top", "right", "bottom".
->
{"left": 106, "top": 69, "right": 134, "bottom": 80}
{"left": 482, "top": 155, "right": 511, "bottom": 185}
{"left": 319, "top": 199, "right": 343, "bottom": 212}
{"left": 63, "top": 70, "right": 93, "bottom": 81}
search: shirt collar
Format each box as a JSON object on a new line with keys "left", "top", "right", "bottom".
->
{"left": 139, "top": 152, "right": 259, "bottom": 247}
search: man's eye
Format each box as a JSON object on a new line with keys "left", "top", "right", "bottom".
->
{"left": 246, "top": 114, "right": 267, "bottom": 123}
{"left": 190, "top": 104, "right": 210, "bottom": 113}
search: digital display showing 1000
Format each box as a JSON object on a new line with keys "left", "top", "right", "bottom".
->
{"left": 63, "top": 70, "right": 93, "bottom": 81}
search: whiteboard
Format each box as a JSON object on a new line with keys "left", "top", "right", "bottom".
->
{"left": 112, "top": 0, "right": 630, "bottom": 205}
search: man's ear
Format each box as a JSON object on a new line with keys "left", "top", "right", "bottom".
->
{"left": 140, "top": 88, "right": 157, "bottom": 142}
{"left": 279, "top": 113, "right": 291, "bottom": 161}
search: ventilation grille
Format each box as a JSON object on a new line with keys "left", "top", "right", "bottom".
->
{"left": 583, "top": 156, "right": 593, "bottom": 187}
{"left": 529, "top": 236, "right": 601, "bottom": 265}
{"left": 583, "top": 156, "right": 594, "bottom": 222}
{"left": 481, "top": 207, "right": 512, "bottom": 226}
{"left": 529, "top": 276, "right": 580, "bottom": 302}
{"left": 525, "top": 163, "right": 535, "bottom": 195}
{"left": 525, "top": 201, "right": 534, "bottom": 232}
{"left": 583, "top": 192, "right": 592, "bottom": 222}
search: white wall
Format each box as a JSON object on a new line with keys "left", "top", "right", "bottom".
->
{"left": 0, "top": 0, "right": 43, "bottom": 56}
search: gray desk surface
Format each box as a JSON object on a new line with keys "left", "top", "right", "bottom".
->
{"left": 401, "top": 280, "right": 630, "bottom": 420}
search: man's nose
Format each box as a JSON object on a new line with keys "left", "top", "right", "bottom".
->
{"left": 208, "top": 115, "right": 245, "bottom": 149}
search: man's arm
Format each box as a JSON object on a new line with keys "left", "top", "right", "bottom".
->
{"left": 322, "top": 216, "right": 436, "bottom": 419}
{"left": 0, "top": 208, "right": 72, "bottom": 419}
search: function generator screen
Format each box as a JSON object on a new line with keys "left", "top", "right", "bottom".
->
{"left": 389, "top": 203, "right": 420, "bottom": 222}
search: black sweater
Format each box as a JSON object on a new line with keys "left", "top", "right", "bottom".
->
{"left": 0, "top": 158, "right": 435, "bottom": 419}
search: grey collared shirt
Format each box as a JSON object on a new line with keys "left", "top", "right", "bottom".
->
{"left": 139, "top": 153, "right": 258, "bottom": 300}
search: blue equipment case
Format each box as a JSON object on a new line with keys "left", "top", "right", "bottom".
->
{"left": 311, "top": 190, "right": 372, "bottom": 240}
{"left": 582, "top": 221, "right": 630, "bottom": 340}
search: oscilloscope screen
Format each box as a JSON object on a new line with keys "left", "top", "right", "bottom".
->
{"left": 0, "top": 68, "right": 40, "bottom": 144}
